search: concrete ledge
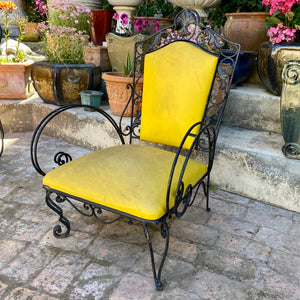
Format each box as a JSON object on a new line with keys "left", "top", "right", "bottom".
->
{"left": 1, "top": 91, "right": 299, "bottom": 213}
{"left": 212, "top": 126, "right": 300, "bottom": 213}
{"left": 224, "top": 84, "right": 281, "bottom": 134}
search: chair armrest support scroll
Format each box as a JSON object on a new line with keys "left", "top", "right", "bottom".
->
{"left": 166, "top": 122, "right": 216, "bottom": 218}
{"left": 30, "top": 104, "right": 125, "bottom": 176}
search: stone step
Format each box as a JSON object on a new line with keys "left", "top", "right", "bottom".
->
{"left": 0, "top": 93, "right": 299, "bottom": 213}
{"left": 211, "top": 126, "right": 300, "bottom": 213}
{"left": 224, "top": 83, "right": 281, "bottom": 134}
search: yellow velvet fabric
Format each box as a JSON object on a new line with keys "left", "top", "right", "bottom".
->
{"left": 140, "top": 41, "right": 218, "bottom": 149}
{"left": 43, "top": 145, "right": 207, "bottom": 221}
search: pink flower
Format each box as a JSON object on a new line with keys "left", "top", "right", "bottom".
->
{"left": 113, "top": 12, "right": 119, "bottom": 20}
{"left": 155, "top": 21, "right": 160, "bottom": 32}
{"left": 143, "top": 17, "right": 149, "bottom": 26}
{"left": 120, "top": 13, "right": 128, "bottom": 25}
{"left": 268, "top": 23, "right": 297, "bottom": 43}
{"left": 136, "top": 24, "right": 142, "bottom": 32}
{"left": 263, "top": 0, "right": 299, "bottom": 14}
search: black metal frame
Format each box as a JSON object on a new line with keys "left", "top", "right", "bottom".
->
{"left": 30, "top": 9, "right": 240, "bottom": 290}
{"left": 0, "top": 120, "right": 3, "bottom": 157}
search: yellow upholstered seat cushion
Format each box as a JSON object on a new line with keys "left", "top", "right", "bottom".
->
{"left": 43, "top": 145, "right": 207, "bottom": 221}
{"left": 140, "top": 41, "right": 218, "bottom": 149}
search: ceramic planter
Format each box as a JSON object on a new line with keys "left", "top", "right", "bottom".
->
{"left": 102, "top": 72, "right": 143, "bottom": 117}
{"left": 169, "top": 0, "right": 220, "bottom": 17}
{"left": 108, "top": 0, "right": 143, "bottom": 34}
{"left": 31, "top": 61, "right": 101, "bottom": 106}
{"left": 80, "top": 90, "right": 103, "bottom": 111}
{"left": 90, "top": 9, "right": 112, "bottom": 45}
{"left": 224, "top": 12, "right": 269, "bottom": 52}
{"left": 257, "top": 41, "right": 300, "bottom": 96}
{"left": 106, "top": 33, "right": 146, "bottom": 72}
{"left": 281, "top": 61, "right": 300, "bottom": 160}
{"left": 0, "top": 60, "right": 34, "bottom": 99}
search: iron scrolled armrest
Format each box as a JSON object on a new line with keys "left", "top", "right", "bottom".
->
{"left": 166, "top": 122, "right": 216, "bottom": 218}
{"left": 30, "top": 104, "right": 125, "bottom": 176}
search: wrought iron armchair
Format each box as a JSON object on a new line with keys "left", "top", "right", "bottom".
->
{"left": 31, "top": 9, "right": 240, "bottom": 290}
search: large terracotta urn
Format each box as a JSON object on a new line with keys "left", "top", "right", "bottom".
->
{"left": 224, "top": 12, "right": 269, "bottom": 52}
{"left": 169, "top": 0, "right": 220, "bottom": 18}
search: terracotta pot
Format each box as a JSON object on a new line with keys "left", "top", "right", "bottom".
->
{"left": 0, "top": 60, "right": 34, "bottom": 99}
{"left": 31, "top": 61, "right": 101, "bottom": 106}
{"left": 102, "top": 72, "right": 143, "bottom": 117}
{"left": 84, "top": 45, "right": 112, "bottom": 72}
{"left": 257, "top": 41, "right": 300, "bottom": 96}
{"left": 23, "top": 22, "right": 39, "bottom": 42}
{"left": 224, "top": 12, "right": 269, "bottom": 52}
{"left": 90, "top": 9, "right": 112, "bottom": 45}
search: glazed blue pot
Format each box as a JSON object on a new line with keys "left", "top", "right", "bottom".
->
{"left": 80, "top": 90, "right": 104, "bottom": 111}
{"left": 231, "top": 51, "right": 257, "bottom": 87}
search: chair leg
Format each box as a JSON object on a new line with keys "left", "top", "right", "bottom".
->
{"left": 45, "top": 191, "right": 70, "bottom": 238}
{"left": 202, "top": 176, "right": 211, "bottom": 212}
{"left": 143, "top": 219, "right": 169, "bottom": 290}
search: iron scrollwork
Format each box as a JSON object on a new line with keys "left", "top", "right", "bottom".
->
{"left": 46, "top": 191, "right": 70, "bottom": 238}
{"left": 54, "top": 151, "right": 72, "bottom": 166}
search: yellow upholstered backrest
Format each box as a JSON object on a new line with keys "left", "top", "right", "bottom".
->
{"left": 140, "top": 41, "right": 218, "bottom": 149}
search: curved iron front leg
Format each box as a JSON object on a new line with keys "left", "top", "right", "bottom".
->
{"left": 143, "top": 219, "right": 169, "bottom": 290}
{"left": 45, "top": 191, "right": 70, "bottom": 238}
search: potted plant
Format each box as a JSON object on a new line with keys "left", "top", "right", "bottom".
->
{"left": 169, "top": 0, "right": 218, "bottom": 18}
{"left": 0, "top": 1, "right": 35, "bottom": 99}
{"left": 257, "top": 0, "right": 300, "bottom": 95}
{"left": 102, "top": 52, "right": 143, "bottom": 116}
{"left": 23, "top": 0, "right": 47, "bottom": 42}
{"left": 106, "top": 11, "right": 161, "bottom": 72}
{"left": 89, "top": 0, "right": 113, "bottom": 45}
{"left": 134, "top": 0, "right": 181, "bottom": 33}
{"left": 31, "top": 0, "right": 102, "bottom": 106}
{"left": 208, "top": 0, "right": 269, "bottom": 52}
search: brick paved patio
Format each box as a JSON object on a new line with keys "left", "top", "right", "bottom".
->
{"left": 0, "top": 132, "right": 299, "bottom": 299}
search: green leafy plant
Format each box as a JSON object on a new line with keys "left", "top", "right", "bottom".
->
{"left": 0, "top": 1, "right": 27, "bottom": 62}
{"left": 123, "top": 52, "right": 134, "bottom": 77}
{"left": 102, "top": 0, "right": 112, "bottom": 10}
{"left": 136, "top": 0, "right": 181, "bottom": 18}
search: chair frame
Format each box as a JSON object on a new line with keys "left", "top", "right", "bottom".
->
{"left": 0, "top": 120, "right": 3, "bottom": 157}
{"left": 31, "top": 9, "right": 240, "bottom": 290}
